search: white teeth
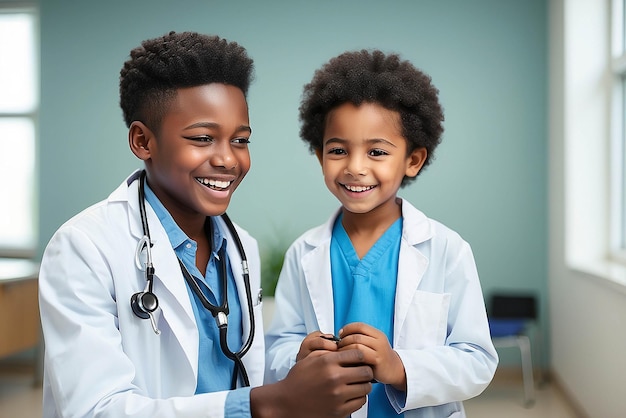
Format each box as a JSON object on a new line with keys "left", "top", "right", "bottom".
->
{"left": 196, "top": 178, "right": 232, "bottom": 189}
{"left": 345, "top": 184, "right": 374, "bottom": 192}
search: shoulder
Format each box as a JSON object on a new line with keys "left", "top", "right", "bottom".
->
{"left": 400, "top": 198, "right": 470, "bottom": 252}
{"left": 48, "top": 175, "right": 136, "bottom": 244}
{"left": 292, "top": 208, "right": 341, "bottom": 250}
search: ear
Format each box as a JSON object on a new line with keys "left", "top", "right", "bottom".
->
{"left": 129, "top": 121, "right": 154, "bottom": 161}
{"left": 405, "top": 147, "right": 427, "bottom": 178}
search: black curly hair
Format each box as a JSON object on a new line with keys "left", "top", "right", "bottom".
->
{"left": 299, "top": 49, "right": 444, "bottom": 185}
{"left": 120, "top": 31, "right": 254, "bottom": 131}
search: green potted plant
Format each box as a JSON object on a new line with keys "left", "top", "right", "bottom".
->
{"left": 260, "top": 238, "right": 287, "bottom": 298}
{"left": 259, "top": 234, "right": 291, "bottom": 327}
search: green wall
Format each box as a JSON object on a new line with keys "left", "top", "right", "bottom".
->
{"left": 38, "top": 0, "right": 548, "bottom": 364}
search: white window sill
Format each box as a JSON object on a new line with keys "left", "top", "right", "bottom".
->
{"left": 569, "top": 260, "right": 626, "bottom": 295}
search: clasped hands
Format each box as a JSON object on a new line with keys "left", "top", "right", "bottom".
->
{"left": 297, "top": 322, "right": 407, "bottom": 392}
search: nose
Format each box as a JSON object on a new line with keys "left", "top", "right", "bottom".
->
{"left": 344, "top": 155, "right": 367, "bottom": 177}
{"left": 210, "top": 141, "right": 237, "bottom": 170}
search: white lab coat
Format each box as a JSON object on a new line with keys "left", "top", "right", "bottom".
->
{"left": 39, "top": 171, "right": 265, "bottom": 418}
{"left": 265, "top": 199, "right": 498, "bottom": 418}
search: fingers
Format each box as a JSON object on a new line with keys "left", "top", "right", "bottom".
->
{"left": 304, "top": 350, "right": 329, "bottom": 359}
{"left": 337, "top": 332, "right": 375, "bottom": 350}
{"left": 314, "top": 334, "right": 340, "bottom": 350}
{"left": 297, "top": 331, "right": 339, "bottom": 362}
{"left": 335, "top": 382, "right": 371, "bottom": 417}
{"left": 339, "top": 322, "right": 379, "bottom": 339}
{"left": 340, "top": 400, "right": 368, "bottom": 418}
{"left": 272, "top": 349, "right": 373, "bottom": 418}
{"left": 309, "top": 349, "right": 374, "bottom": 384}
{"left": 335, "top": 325, "right": 406, "bottom": 387}
{"left": 332, "top": 346, "right": 366, "bottom": 365}
{"left": 320, "top": 333, "right": 341, "bottom": 343}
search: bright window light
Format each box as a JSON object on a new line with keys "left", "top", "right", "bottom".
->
{"left": 0, "top": 8, "right": 38, "bottom": 256}
{"left": 0, "top": 12, "right": 37, "bottom": 113}
{"left": 0, "top": 118, "right": 36, "bottom": 249}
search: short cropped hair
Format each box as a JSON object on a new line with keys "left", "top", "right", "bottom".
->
{"left": 299, "top": 49, "right": 444, "bottom": 185}
{"left": 119, "top": 31, "right": 254, "bottom": 131}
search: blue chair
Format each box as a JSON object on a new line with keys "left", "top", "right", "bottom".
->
{"left": 488, "top": 293, "right": 539, "bottom": 407}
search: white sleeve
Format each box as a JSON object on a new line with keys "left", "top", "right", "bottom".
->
{"left": 39, "top": 225, "right": 231, "bottom": 418}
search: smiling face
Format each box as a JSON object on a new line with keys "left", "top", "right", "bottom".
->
{"left": 129, "top": 83, "right": 251, "bottom": 230}
{"left": 316, "top": 102, "right": 426, "bottom": 221}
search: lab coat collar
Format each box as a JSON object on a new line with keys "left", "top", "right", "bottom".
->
{"left": 301, "top": 197, "right": 433, "bottom": 342}
{"left": 303, "top": 198, "right": 434, "bottom": 247}
{"left": 398, "top": 197, "right": 434, "bottom": 245}
{"left": 110, "top": 169, "right": 145, "bottom": 241}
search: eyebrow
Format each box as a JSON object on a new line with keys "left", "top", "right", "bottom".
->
{"left": 324, "top": 137, "right": 397, "bottom": 148}
{"left": 185, "top": 121, "right": 252, "bottom": 134}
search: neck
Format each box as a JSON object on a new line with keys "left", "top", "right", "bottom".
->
{"left": 341, "top": 198, "right": 401, "bottom": 233}
{"left": 340, "top": 198, "right": 402, "bottom": 258}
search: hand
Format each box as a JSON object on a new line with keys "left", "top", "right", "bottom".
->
{"left": 251, "top": 349, "right": 373, "bottom": 418}
{"left": 338, "top": 322, "right": 407, "bottom": 391}
{"left": 296, "top": 331, "right": 339, "bottom": 362}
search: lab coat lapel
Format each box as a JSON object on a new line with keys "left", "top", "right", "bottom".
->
{"left": 124, "top": 174, "right": 199, "bottom": 377}
{"left": 393, "top": 242, "right": 428, "bottom": 345}
{"left": 147, "top": 214, "right": 199, "bottom": 372}
{"left": 393, "top": 199, "right": 432, "bottom": 345}
{"left": 303, "top": 244, "right": 335, "bottom": 333}
{"left": 302, "top": 216, "right": 336, "bottom": 334}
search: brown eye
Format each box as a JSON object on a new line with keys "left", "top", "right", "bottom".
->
{"left": 232, "top": 137, "right": 250, "bottom": 145}
{"left": 369, "top": 149, "right": 388, "bottom": 157}
{"left": 327, "top": 148, "right": 346, "bottom": 155}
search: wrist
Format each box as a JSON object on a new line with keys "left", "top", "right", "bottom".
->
{"left": 250, "top": 383, "right": 283, "bottom": 418}
{"left": 390, "top": 351, "right": 407, "bottom": 391}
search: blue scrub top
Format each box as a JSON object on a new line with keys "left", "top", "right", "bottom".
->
{"left": 331, "top": 213, "right": 404, "bottom": 417}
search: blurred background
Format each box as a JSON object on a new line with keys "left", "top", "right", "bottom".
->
{"left": 1, "top": 0, "right": 624, "bottom": 417}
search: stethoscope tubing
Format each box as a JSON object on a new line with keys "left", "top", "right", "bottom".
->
{"left": 134, "top": 170, "right": 255, "bottom": 389}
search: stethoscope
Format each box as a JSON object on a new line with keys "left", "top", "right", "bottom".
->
{"left": 131, "top": 170, "right": 255, "bottom": 389}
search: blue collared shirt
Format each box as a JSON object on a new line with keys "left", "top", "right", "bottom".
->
{"left": 144, "top": 184, "right": 251, "bottom": 417}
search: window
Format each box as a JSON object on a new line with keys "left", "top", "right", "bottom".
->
{"left": 559, "top": 0, "right": 626, "bottom": 288}
{"left": 0, "top": 6, "right": 38, "bottom": 257}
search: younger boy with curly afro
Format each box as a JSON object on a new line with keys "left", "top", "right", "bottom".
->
{"left": 265, "top": 49, "right": 498, "bottom": 418}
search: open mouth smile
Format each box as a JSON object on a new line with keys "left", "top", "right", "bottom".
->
{"left": 341, "top": 183, "right": 376, "bottom": 193}
{"left": 195, "top": 177, "right": 234, "bottom": 191}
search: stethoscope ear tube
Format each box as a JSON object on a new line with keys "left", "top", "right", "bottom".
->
{"left": 134, "top": 236, "right": 151, "bottom": 272}
{"left": 220, "top": 213, "right": 255, "bottom": 361}
{"left": 131, "top": 170, "right": 254, "bottom": 388}
{"left": 131, "top": 171, "right": 161, "bottom": 334}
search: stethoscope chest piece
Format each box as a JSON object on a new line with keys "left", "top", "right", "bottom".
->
{"left": 131, "top": 283, "right": 160, "bottom": 335}
{"left": 131, "top": 291, "right": 158, "bottom": 319}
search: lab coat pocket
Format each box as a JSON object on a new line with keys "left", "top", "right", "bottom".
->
{"left": 396, "top": 290, "right": 450, "bottom": 349}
